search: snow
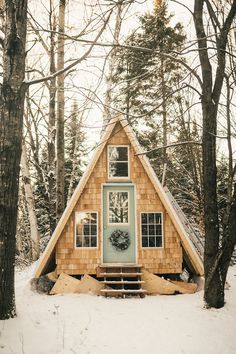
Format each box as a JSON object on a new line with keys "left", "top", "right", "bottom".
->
{"left": 1, "top": 265, "right": 236, "bottom": 354}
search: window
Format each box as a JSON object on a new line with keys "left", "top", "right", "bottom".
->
{"left": 108, "top": 145, "right": 129, "bottom": 178}
{"left": 75, "top": 212, "right": 98, "bottom": 248}
{"left": 108, "top": 191, "right": 129, "bottom": 224}
{"left": 141, "top": 212, "right": 163, "bottom": 248}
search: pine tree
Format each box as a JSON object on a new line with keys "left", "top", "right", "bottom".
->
{"left": 113, "top": 2, "right": 185, "bottom": 173}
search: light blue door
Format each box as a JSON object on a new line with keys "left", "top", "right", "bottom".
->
{"left": 103, "top": 185, "right": 136, "bottom": 263}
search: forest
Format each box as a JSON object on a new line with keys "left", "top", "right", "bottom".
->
{"left": 0, "top": 0, "right": 236, "bottom": 323}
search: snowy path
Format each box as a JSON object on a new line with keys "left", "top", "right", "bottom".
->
{"left": 0, "top": 265, "right": 236, "bottom": 354}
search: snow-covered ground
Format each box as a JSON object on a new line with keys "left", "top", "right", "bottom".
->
{"left": 1, "top": 265, "right": 236, "bottom": 354}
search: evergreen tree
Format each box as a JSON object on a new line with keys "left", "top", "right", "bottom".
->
{"left": 34, "top": 146, "right": 53, "bottom": 247}
{"left": 113, "top": 2, "right": 186, "bottom": 173}
{"left": 167, "top": 101, "right": 203, "bottom": 228}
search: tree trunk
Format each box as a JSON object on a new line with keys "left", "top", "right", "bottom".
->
{"left": 0, "top": 0, "right": 28, "bottom": 320}
{"left": 48, "top": 0, "right": 57, "bottom": 232}
{"left": 21, "top": 143, "right": 40, "bottom": 261}
{"left": 160, "top": 55, "right": 168, "bottom": 184}
{"left": 224, "top": 75, "right": 234, "bottom": 223}
{"left": 201, "top": 99, "right": 223, "bottom": 308}
{"left": 102, "top": 2, "right": 123, "bottom": 132}
{"left": 56, "top": 0, "right": 65, "bottom": 223}
{"left": 220, "top": 183, "right": 236, "bottom": 285}
{"left": 194, "top": 0, "right": 236, "bottom": 308}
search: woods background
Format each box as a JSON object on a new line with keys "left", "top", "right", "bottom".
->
{"left": 0, "top": 0, "right": 236, "bottom": 319}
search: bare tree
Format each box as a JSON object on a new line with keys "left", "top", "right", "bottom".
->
{"left": 56, "top": 0, "right": 66, "bottom": 222}
{"left": 20, "top": 143, "right": 40, "bottom": 260}
{"left": 102, "top": 1, "right": 124, "bottom": 132}
{"left": 193, "top": 0, "right": 236, "bottom": 308}
{"left": 48, "top": 0, "right": 57, "bottom": 231}
{"left": 0, "top": 0, "right": 28, "bottom": 319}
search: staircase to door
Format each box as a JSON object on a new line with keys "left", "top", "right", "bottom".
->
{"left": 97, "top": 265, "right": 146, "bottom": 297}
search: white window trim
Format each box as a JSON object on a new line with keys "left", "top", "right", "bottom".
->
{"left": 107, "top": 190, "right": 130, "bottom": 226}
{"left": 140, "top": 212, "right": 164, "bottom": 249}
{"left": 107, "top": 145, "right": 130, "bottom": 180}
{"left": 74, "top": 211, "right": 99, "bottom": 249}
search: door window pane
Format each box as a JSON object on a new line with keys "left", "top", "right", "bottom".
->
{"left": 109, "top": 191, "right": 129, "bottom": 224}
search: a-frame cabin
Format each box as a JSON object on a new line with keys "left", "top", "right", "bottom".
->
{"left": 35, "top": 115, "right": 204, "bottom": 281}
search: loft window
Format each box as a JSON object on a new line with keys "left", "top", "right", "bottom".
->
{"left": 141, "top": 212, "right": 163, "bottom": 248}
{"left": 108, "top": 145, "right": 129, "bottom": 179}
{"left": 75, "top": 212, "right": 98, "bottom": 248}
{"left": 108, "top": 191, "right": 129, "bottom": 224}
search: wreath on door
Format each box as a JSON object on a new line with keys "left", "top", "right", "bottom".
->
{"left": 109, "top": 230, "right": 130, "bottom": 251}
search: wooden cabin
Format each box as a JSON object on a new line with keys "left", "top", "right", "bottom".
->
{"left": 35, "top": 115, "right": 203, "bottom": 288}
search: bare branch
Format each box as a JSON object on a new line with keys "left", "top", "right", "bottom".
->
{"left": 170, "top": 0, "right": 193, "bottom": 15}
{"left": 137, "top": 141, "right": 202, "bottom": 156}
{"left": 25, "top": 11, "right": 112, "bottom": 86}
{"left": 28, "top": 19, "right": 50, "bottom": 55}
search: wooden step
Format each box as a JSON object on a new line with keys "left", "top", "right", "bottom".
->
{"left": 99, "top": 272, "right": 143, "bottom": 277}
{"left": 101, "top": 289, "right": 147, "bottom": 294}
{"left": 100, "top": 264, "right": 142, "bottom": 268}
{"left": 97, "top": 265, "right": 146, "bottom": 297}
{"left": 102, "top": 280, "right": 145, "bottom": 284}
{"left": 97, "top": 265, "right": 142, "bottom": 277}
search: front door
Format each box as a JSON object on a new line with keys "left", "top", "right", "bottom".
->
{"left": 103, "top": 185, "right": 136, "bottom": 263}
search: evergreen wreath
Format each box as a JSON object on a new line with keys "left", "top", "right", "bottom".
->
{"left": 109, "top": 230, "right": 130, "bottom": 251}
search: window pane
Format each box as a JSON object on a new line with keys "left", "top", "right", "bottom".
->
{"left": 142, "top": 236, "right": 148, "bottom": 247}
{"left": 141, "top": 213, "right": 148, "bottom": 224}
{"left": 156, "top": 236, "right": 162, "bottom": 247}
{"left": 76, "top": 235, "right": 82, "bottom": 247}
{"left": 76, "top": 212, "right": 89, "bottom": 225}
{"left": 91, "top": 225, "right": 97, "bottom": 235}
{"left": 83, "top": 224, "right": 90, "bottom": 235}
{"left": 76, "top": 224, "right": 83, "bottom": 236}
{"left": 109, "top": 146, "right": 128, "bottom": 162}
{"left": 142, "top": 224, "right": 148, "bottom": 235}
{"left": 91, "top": 213, "right": 97, "bottom": 224}
{"left": 148, "top": 213, "right": 155, "bottom": 224}
{"left": 109, "top": 162, "right": 128, "bottom": 178}
{"left": 155, "top": 213, "right": 162, "bottom": 224}
{"left": 83, "top": 236, "right": 90, "bottom": 247}
{"left": 148, "top": 224, "right": 155, "bottom": 236}
{"left": 149, "top": 237, "right": 155, "bottom": 247}
{"left": 109, "top": 191, "right": 128, "bottom": 223}
{"left": 155, "top": 225, "right": 162, "bottom": 236}
{"left": 91, "top": 236, "right": 97, "bottom": 247}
